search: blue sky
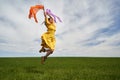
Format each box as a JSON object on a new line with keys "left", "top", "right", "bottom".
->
{"left": 0, "top": 0, "right": 120, "bottom": 57}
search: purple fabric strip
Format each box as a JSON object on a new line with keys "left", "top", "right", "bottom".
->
{"left": 46, "top": 9, "right": 62, "bottom": 23}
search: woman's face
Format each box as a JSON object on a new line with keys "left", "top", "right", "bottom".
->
{"left": 49, "top": 18, "right": 53, "bottom": 23}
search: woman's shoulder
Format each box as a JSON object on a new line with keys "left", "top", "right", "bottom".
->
{"left": 45, "top": 17, "right": 50, "bottom": 24}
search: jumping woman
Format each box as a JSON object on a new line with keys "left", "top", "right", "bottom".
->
{"left": 39, "top": 7, "right": 56, "bottom": 64}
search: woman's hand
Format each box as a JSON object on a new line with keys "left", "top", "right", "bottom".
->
{"left": 43, "top": 6, "right": 45, "bottom": 11}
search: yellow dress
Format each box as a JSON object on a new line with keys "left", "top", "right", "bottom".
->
{"left": 41, "top": 17, "right": 56, "bottom": 50}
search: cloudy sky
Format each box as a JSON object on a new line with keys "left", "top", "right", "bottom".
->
{"left": 0, "top": 0, "right": 120, "bottom": 57}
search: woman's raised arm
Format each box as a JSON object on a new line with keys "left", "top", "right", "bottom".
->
{"left": 43, "top": 7, "right": 47, "bottom": 18}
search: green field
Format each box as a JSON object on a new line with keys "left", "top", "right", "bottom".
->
{"left": 0, "top": 57, "right": 120, "bottom": 80}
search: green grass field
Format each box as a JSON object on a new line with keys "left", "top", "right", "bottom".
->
{"left": 0, "top": 57, "right": 120, "bottom": 80}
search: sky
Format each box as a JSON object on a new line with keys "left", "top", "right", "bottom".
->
{"left": 0, "top": 0, "right": 120, "bottom": 57}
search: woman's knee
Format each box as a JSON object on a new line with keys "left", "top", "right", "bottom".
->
{"left": 50, "top": 50, "right": 54, "bottom": 54}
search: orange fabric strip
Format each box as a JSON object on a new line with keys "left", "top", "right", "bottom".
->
{"left": 28, "top": 5, "right": 44, "bottom": 23}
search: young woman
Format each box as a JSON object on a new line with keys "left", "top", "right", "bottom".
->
{"left": 39, "top": 8, "right": 56, "bottom": 64}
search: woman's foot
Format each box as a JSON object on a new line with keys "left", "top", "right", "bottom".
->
{"left": 39, "top": 47, "right": 46, "bottom": 53}
{"left": 41, "top": 56, "right": 45, "bottom": 64}
{"left": 41, "top": 56, "right": 47, "bottom": 64}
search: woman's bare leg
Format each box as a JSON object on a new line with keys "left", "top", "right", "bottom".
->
{"left": 41, "top": 50, "right": 53, "bottom": 64}
{"left": 45, "top": 50, "right": 53, "bottom": 58}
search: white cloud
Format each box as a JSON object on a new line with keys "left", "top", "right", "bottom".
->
{"left": 55, "top": 0, "right": 120, "bottom": 57}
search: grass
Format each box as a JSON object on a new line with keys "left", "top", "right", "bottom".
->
{"left": 0, "top": 57, "right": 120, "bottom": 80}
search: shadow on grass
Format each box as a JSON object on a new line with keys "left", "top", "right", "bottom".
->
{"left": 24, "top": 66, "right": 44, "bottom": 74}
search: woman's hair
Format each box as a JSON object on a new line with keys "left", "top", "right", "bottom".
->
{"left": 48, "top": 18, "right": 51, "bottom": 21}
{"left": 48, "top": 16, "right": 53, "bottom": 21}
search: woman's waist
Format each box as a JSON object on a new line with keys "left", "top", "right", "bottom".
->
{"left": 47, "top": 29, "right": 56, "bottom": 32}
